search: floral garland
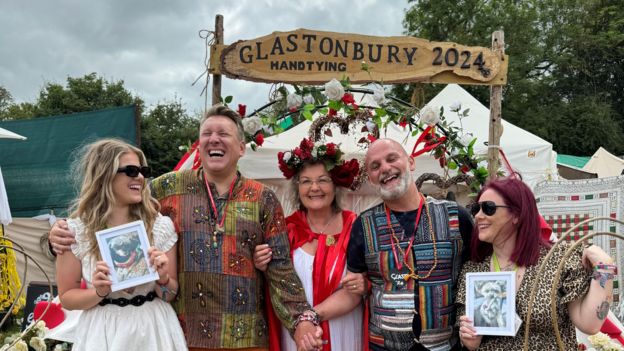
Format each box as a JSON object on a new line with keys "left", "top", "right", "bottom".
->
{"left": 578, "top": 332, "right": 624, "bottom": 351}
{"left": 277, "top": 138, "right": 362, "bottom": 190}
{"left": 219, "top": 73, "right": 493, "bottom": 193}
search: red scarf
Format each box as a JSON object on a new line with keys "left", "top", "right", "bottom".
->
{"left": 265, "top": 210, "right": 361, "bottom": 351}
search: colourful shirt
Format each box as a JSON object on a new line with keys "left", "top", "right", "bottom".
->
{"left": 347, "top": 198, "right": 472, "bottom": 351}
{"left": 150, "top": 169, "right": 310, "bottom": 350}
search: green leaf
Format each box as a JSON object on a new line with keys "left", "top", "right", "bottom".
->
{"left": 303, "top": 110, "right": 313, "bottom": 121}
{"left": 448, "top": 161, "right": 458, "bottom": 170}
{"left": 224, "top": 96, "right": 233, "bottom": 104}
{"left": 462, "top": 108, "right": 470, "bottom": 117}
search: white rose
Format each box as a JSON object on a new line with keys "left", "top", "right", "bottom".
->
{"left": 370, "top": 84, "right": 386, "bottom": 105}
{"left": 303, "top": 94, "right": 314, "bottom": 105}
{"left": 282, "top": 151, "right": 292, "bottom": 163}
{"left": 54, "top": 346, "right": 64, "bottom": 351}
{"left": 286, "top": 93, "right": 303, "bottom": 110}
{"left": 449, "top": 101, "right": 462, "bottom": 112}
{"left": 459, "top": 134, "right": 475, "bottom": 147}
{"left": 419, "top": 107, "right": 440, "bottom": 126}
{"left": 13, "top": 340, "right": 28, "bottom": 351}
{"left": 29, "top": 337, "right": 46, "bottom": 351}
{"left": 324, "top": 79, "right": 345, "bottom": 101}
{"left": 241, "top": 116, "right": 263, "bottom": 135}
{"left": 365, "top": 120, "right": 377, "bottom": 133}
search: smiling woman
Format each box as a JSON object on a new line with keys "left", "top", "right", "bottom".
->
{"left": 254, "top": 138, "right": 367, "bottom": 351}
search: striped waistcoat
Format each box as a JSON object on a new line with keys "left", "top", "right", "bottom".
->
{"left": 359, "top": 198, "right": 463, "bottom": 351}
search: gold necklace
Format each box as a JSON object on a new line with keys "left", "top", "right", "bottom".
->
{"left": 387, "top": 199, "right": 438, "bottom": 281}
{"left": 307, "top": 212, "right": 339, "bottom": 246}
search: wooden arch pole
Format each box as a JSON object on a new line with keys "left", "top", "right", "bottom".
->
{"left": 211, "top": 14, "right": 223, "bottom": 106}
{"left": 487, "top": 31, "right": 505, "bottom": 180}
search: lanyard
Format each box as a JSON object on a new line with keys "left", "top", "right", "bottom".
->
{"left": 492, "top": 252, "right": 517, "bottom": 272}
{"left": 384, "top": 194, "right": 425, "bottom": 271}
{"left": 203, "top": 171, "right": 237, "bottom": 229}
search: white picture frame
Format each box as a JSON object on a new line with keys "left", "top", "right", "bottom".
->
{"left": 96, "top": 220, "right": 159, "bottom": 292}
{"left": 466, "top": 271, "right": 516, "bottom": 336}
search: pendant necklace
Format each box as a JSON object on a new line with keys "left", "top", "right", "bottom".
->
{"left": 307, "top": 212, "right": 339, "bottom": 246}
{"left": 384, "top": 194, "right": 438, "bottom": 282}
{"left": 204, "top": 172, "right": 237, "bottom": 248}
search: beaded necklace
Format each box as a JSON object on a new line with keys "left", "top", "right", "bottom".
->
{"left": 384, "top": 195, "right": 438, "bottom": 281}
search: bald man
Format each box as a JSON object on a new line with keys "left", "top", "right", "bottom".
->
{"left": 345, "top": 139, "right": 473, "bottom": 351}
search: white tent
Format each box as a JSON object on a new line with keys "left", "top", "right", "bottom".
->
{"left": 582, "top": 147, "right": 624, "bottom": 178}
{"left": 0, "top": 127, "right": 27, "bottom": 224}
{"left": 238, "top": 84, "right": 557, "bottom": 213}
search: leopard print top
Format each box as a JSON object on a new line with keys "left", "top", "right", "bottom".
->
{"left": 456, "top": 242, "right": 590, "bottom": 350}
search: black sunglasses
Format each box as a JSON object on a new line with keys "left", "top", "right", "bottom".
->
{"left": 117, "top": 165, "right": 151, "bottom": 178}
{"left": 469, "top": 201, "right": 510, "bottom": 216}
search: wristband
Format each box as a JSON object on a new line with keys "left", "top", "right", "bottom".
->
{"left": 95, "top": 288, "right": 109, "bottom": 298}
{"left": 294, "top": 309, "right": 320, "bottom": 329}
{"left": 594, "top": 262, "right": 617, "bottom": 274}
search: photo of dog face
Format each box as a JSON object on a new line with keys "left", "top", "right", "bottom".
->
{"left": 106, "top": 231, "right": 148, "bottom": 282}
{"left": 473, "top": 280, "right": 507, "bottom": 328}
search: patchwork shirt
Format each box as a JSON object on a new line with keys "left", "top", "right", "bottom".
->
{"left": 151, "top": 169, "right": 310, "bottom": 350}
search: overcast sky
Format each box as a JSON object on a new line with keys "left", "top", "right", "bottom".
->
{"left": 0, "top": 0, "right": 407, "bottom": 116}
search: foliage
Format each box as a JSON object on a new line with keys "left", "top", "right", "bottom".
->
{"left": 140, "top": 99, "right": 199, "bottom": 176}
{"left": 400, "top": 0, "right": 624, "bottom": 156}
{"left": 0, "top": 73, "right": 198, "bottom": 174}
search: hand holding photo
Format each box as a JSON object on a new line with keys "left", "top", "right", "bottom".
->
{"left": 466, "top": 271, "right": 516, "bottom": 336}
{"left": 96, "top": 220, "right": 159, "bottom": 292}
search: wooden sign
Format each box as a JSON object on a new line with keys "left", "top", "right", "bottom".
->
{"left": 211, "top": 29, "right": 508, "bottom": 85}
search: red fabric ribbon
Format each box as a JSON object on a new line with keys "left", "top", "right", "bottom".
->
{"left": 265, "top": 210, "right": 364, "bottom": 351}
{"left": 411, "top": 125, "right": 447, "bottom": 158}
{"left": 601, "top": 317, "right": 624, "bottom": 346}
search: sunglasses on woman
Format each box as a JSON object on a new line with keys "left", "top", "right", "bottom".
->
{"left": 469, "top": 201, "right": 510, "bottom": 216}
{"left": 117, "top": 165, "right": 151, "bottom": 178}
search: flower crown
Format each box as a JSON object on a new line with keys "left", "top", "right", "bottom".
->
{"left": 277, "top": 138, "right": 361, "bottom": 190}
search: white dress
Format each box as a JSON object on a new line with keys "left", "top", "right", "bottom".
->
{"left": 68, "top": 215, "right": 187, "bottom": 351}
{"left": 280, "top": 248, "right": 363, "bottom": 351}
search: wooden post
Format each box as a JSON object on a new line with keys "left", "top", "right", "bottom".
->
{"left": 211, "top": 14, "right": 224, "bottom": 106}
{"left": 487, "top": 31, "right": 505, "bottom": 180}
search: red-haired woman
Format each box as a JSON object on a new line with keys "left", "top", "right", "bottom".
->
{"left": 457, "top": 177, "right": 614, "bottom": 350}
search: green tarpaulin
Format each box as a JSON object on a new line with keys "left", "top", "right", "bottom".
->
{"left": 0, "top": 106, "right": 138, "bottom": 217}
{"left": 557, "top": 154, "right": 591, "bottom": 169}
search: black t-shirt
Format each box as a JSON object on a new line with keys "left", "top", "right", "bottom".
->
{"left": 347, "top": 202, "right": 473, "bottom": 273}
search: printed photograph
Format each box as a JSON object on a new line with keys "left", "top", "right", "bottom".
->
{"left": 466, "top": 271, "right": 516, "bottom": 336}
{"left": 96, "top": 220, "right": 159, "bottom": 291}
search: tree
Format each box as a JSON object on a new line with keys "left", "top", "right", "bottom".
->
{"left": 0, "top": 86, "right": 12, "bottom": 116}
{"left": 140, "top": 99, "right": 199, "bottom": 176}
{"left": 400, "top": 0, "right": 624, "bottom": 155}
{"left": 0, "top": 73, "right": 199, "bottom": 172}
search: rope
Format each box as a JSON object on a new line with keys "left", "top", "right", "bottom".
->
{"left": 191, "top": 29, "right": 215, "bottom": 113}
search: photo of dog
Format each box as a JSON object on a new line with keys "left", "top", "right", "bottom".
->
{"left": 473, "top": 280, "right": 507, "bottom": 328}
{"left": 106, "top": 231, "right": 149, "bottom": 282}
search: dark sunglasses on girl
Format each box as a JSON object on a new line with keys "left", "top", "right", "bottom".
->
{"left": 117, "top": 165, "right": 151, "bottom": 178}
{"left": 470, "top": 201, "right": 510, "bottom": 216}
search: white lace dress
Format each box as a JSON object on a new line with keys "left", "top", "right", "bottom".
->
{"left": 68, "top": 215, "right": 187, "bottom": 351}
{"left": 280, "top": 248, "right": 363, "bottom": 351}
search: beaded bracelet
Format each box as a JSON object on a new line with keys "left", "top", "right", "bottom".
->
{"left": 592, "top": 270, "right": 615, "bottom": 289}
{"left": 294, "top": 310, "right": 320, "bottom": 329}
{"left": 594, "top": 262, "right": 618, "bottom": 274}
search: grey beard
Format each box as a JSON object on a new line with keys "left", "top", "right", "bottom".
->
{"left": 377, "top": 169, "right": 412, "bottom": 200}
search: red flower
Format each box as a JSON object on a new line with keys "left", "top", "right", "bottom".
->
{"left": 289, "top": 107, "right": 298, "bottom": 113}
{"left": 277, "top": 152, "right": 296, "bottom": 179}
{"left": 237, "top": 104, "right": 247, "bottom": 117}
{"left": 438, "top": 156, "right": 447, "bottom": 168}
{"left": 325, "top": 143, "right": 337, "bottom": 157}
{"left": 330, "top": 159, "right": 360, "bottom": 188}
{"left": 341, "top": 93, "right": 355, "bottom": 105}
{"left": 460, "top": 165, "right": 470, "bottom": 174}
{"left": 367, "top": 134, "right": 377, "bottom": 143}
{"left": 328, "top": 108, "right": 337, "bottom": 117}
{"left": 293, "top": 147, "right": 303, "bottom": 158}
{"left": 351, "top": 103, "right": 359, "bottom": 110}
{"left": 300, "top": 138, "right": 314, "bottom": 151}
{"left": 399, "top": 117, "right": 408, "bottom": 128}
{"left": 254, "top": 133, "right": 264, "bottom": 146}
